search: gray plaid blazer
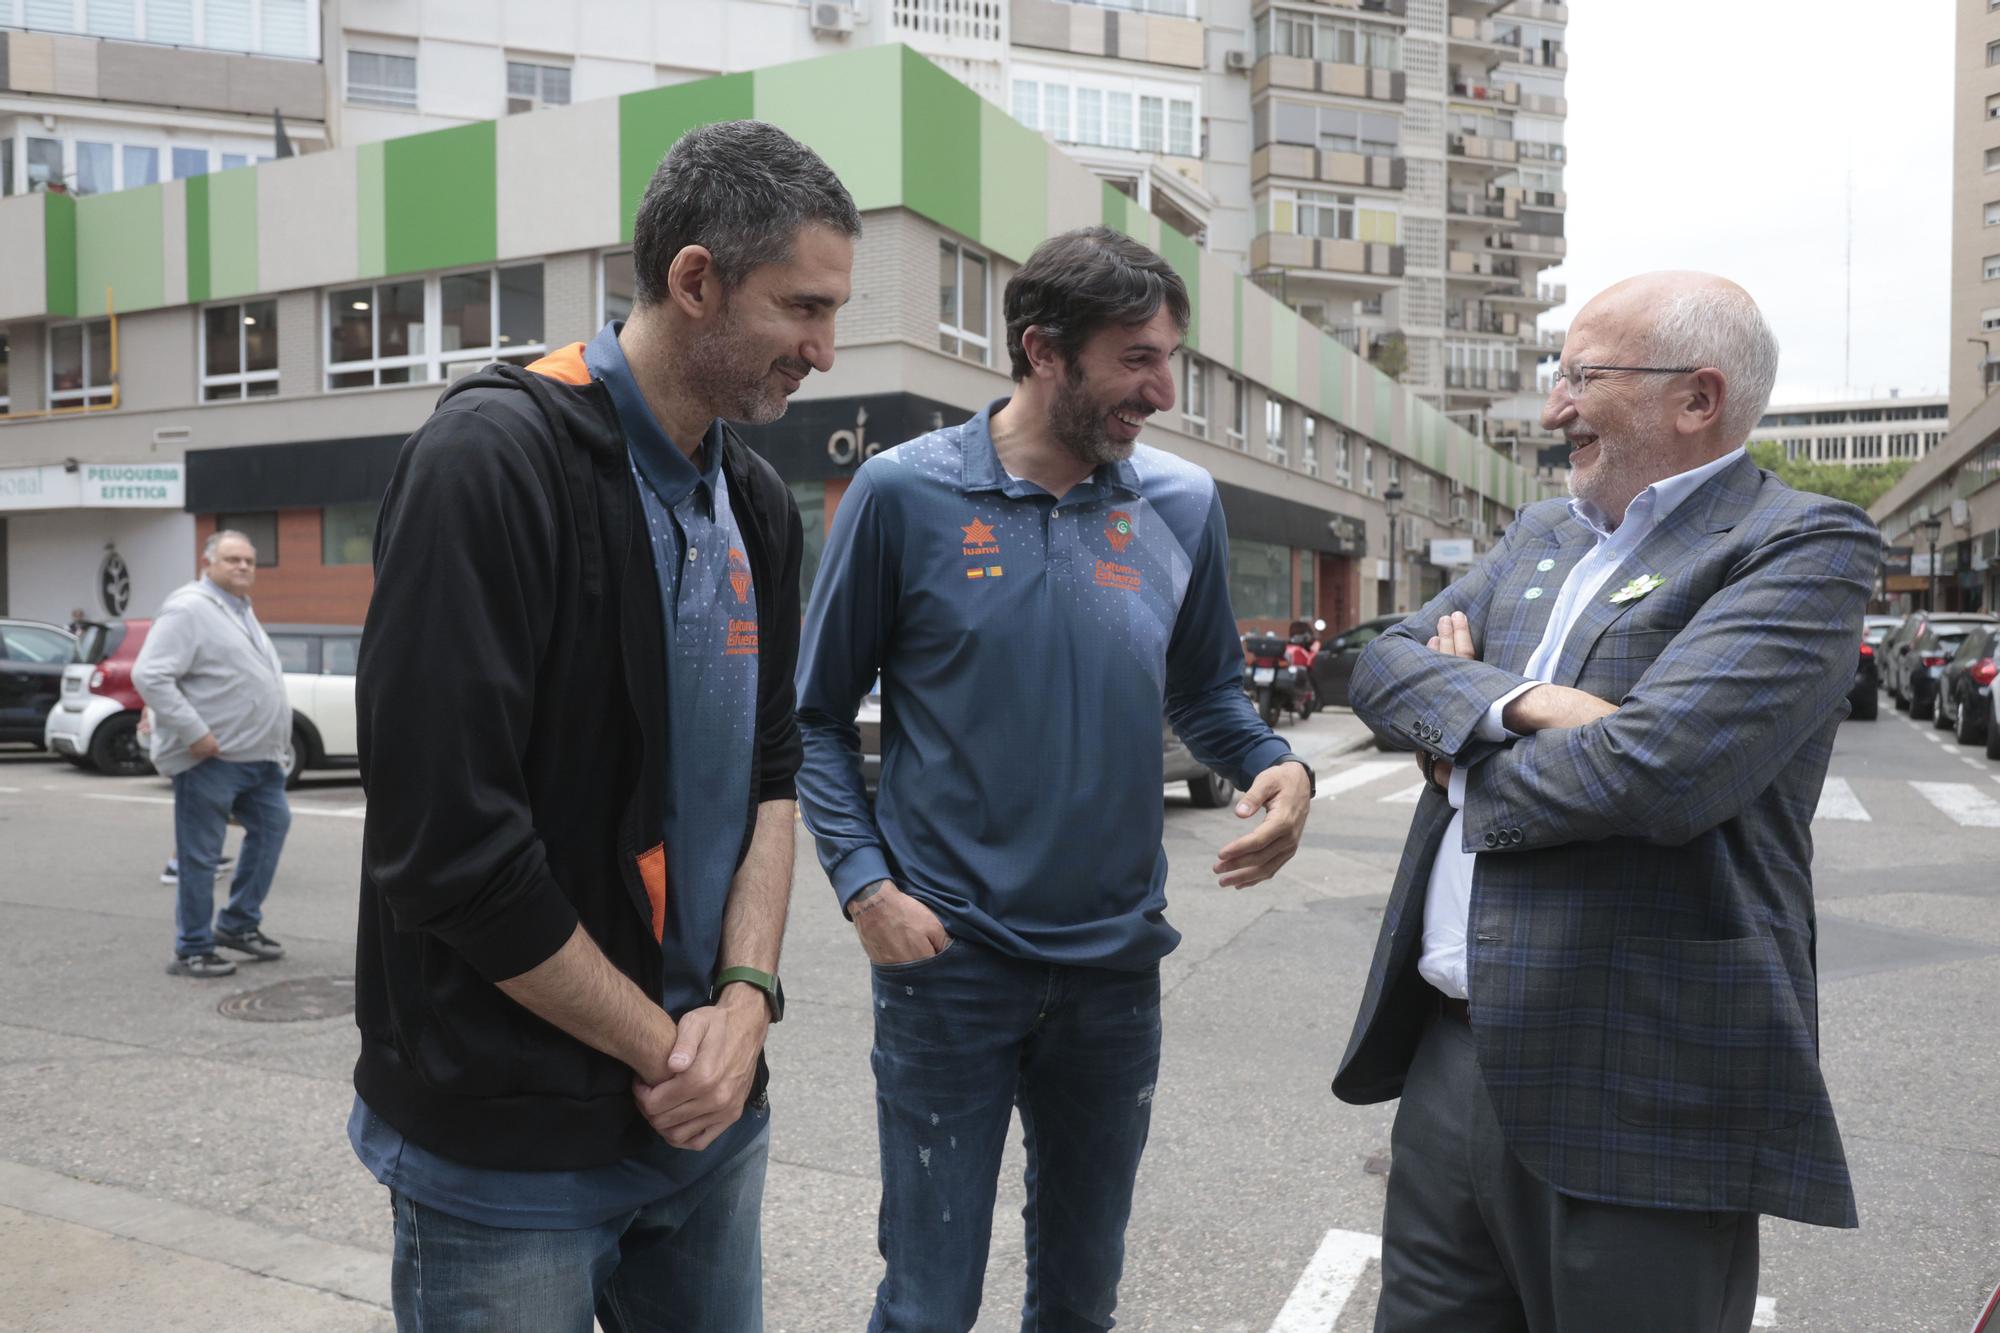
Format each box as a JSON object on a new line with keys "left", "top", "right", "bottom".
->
{"left": 1334, "top": 455, "right": 1875, "bottom": 1229}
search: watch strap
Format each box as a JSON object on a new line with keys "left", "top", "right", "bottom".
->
{"left": 714, "top": 966, "right": 783, "bottom": 1022}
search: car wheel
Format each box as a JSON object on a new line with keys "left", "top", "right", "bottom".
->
{"left": 1955, "top": 692, "right": 1983, "bottom": 745}
{"left": 1926, "top": 692, "right": 1948, "bottom": 728}
{"left": 1892, "top": 685, "right": 1909, "bottom": 710}
{"left": 1259, "top": 690, "right": 1281, "bottom": 729}
{"left": 1849, "top": 690, "right": 1877, "bottom": 721}
{"left": 1987, "top": 700, "right": 2000, "bottom": 760}
{"left": 87, "top": 713, "right": 154, "bottom": 777}
{"left": 283, "top": 726, "right": 308, "bottom": 789}
{"left": 1187, "top": 769, "right": 1235, "bottom": 809}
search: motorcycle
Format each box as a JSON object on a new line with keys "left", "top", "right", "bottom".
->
{"left": 1242, "top": 624, "right": 1320, "bottom": 727}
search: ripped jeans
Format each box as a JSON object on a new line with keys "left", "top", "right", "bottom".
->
{"left": 865, "top": 935, "right": 1163, "bottom": 1333}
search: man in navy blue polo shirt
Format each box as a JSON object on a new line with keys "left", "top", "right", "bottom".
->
{"left": 797, "top": 227, "right": 1315, "bottom": 1332}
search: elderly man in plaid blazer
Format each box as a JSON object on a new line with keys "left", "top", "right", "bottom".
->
{"left": 1335, "top": 272, "right": 1875, "bottom": 1331}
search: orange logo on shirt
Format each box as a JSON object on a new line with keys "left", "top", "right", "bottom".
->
{"left": 962, "top": 518, "right": 1000, "bottom": 557}
{"left": 1105, "top": 511, "right": 1135, "bottom": 553}
{"left": 1095, "top": 560, "right": 1141, "bottom": 592}
{"left": 727, "top": 549, "right": 751, "bottom": 605}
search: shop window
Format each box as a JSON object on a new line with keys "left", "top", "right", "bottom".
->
{"left": 202, "top": 299, "right": 279, "bottom": 400}
{"left": 601, "top": 250, "right": 637, "bottom": 324}
{"left": 937, "top": 240, "right": 990, "bottom": 365}
{"left": 322, "top": 501, "right": 378, "bottom": 567}
{"left": 217, "top": 512, "right": 279, "bottom": 567}
{"left": 1228, "top": 538, "right": 1292, "bottom": 621}
{"left": 48, "top": 319, "right": 114, "bottom": 409}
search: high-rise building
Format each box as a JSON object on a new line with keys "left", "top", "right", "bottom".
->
{"left": 1869, "top": 1, "right": 2000, "bottom": 615}
{"left": 1753, "top": 395, "right": 1949, "bottom": 470}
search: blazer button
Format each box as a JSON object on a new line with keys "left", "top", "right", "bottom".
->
{"left": 1510, "top": 827, "right": 1524, "bottom": 842}
{"left": 1484, "top": 832, "right": 1499, "bottom": 849}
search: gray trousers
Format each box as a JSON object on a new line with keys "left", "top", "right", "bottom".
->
{"left": 1375, "top": 1008, "right": 1760, "bottom": 1333}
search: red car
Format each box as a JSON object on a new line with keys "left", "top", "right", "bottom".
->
{"left": 45, "top": 619, "right": 155, "bottom": 776}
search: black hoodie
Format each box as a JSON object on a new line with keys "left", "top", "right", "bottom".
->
{"left": 352, "top": 351, "right": 802, "bottom": 1170}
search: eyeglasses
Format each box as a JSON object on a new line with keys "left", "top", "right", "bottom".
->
{"left": 1549, "top": 364, "right": 1697, "bottom": 396}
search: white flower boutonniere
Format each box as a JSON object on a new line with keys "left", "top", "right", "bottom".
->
{"left": 1609, "top": 573, "right": 1666, "bottom": 606}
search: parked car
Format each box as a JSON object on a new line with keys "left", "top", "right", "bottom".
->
{"left": 0, "top": 618, "right": 79, "bottom": 747}
{"left": 1862, "top": 614, "right": 1900, "bottom": 649}
{"left": 1309, "top": 614, "right": 1403, "bottom": 709}
{"left": 46, "top": 618, "right": 154, "bottom": 775}
{"left": 267, "top": 624, "right": 361, "bottom": 787}
{"left": 1938, "top": 624, "right": 2000, "bottom": 750}
{"left": 1849, "top": 634, "right": 1880, "bottom": 721}
{"left": 1897, "top": 615, "right": 1996, "bottom": 722}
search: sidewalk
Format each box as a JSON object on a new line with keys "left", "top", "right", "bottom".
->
{"left": 1276, "top": 705, "right": 1384, "bottom": 766}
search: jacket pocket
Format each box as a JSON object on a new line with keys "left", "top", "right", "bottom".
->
{"left": 1608, "top": 935, "right": 1816, "bottom": 1133}
{"left": 1590, "top": 627, "right": 1680, "bottom": 662}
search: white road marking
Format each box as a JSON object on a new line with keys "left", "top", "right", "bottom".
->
{"left": 85, "top": 792, "right": 367, "bottom": 820}
{"left": 1812, "top": 778, "right": 1869, "bottom": 822}
{"left": 1753, "top": 1294, "right": 1779, "bottom": 1327}
{"left": 1313, "top": 760, "right": 1407, "bottom": 801}
{"left": 1921, "top": 731, "right": 1942, "bottom": 744}
{"left": 0, "top": 786, "right": 19, "bottom": 794}
{"left": 1269, "top": 1228, "right": 1382, "bottom": 1333}
{"left": 1379, "top": 782, "right": 1426, "bottom": 805}
{"left": 1911, "top": 782, "right": 2000, "bottom": 829}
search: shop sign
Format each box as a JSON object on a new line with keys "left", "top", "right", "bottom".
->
{"left": 81, "top": 463, "right": 183, "bottom": 508}
{"left": 1429, "top": 538, "right": 1476, "bottom": 567}
{"left": 1881, "top": 546, "right": 1913, "bottom": 576}
{"left": 1325, "top": 514, "right": 1367, "bottom": 557}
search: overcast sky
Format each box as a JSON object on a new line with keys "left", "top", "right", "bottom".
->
{"left": 1548, "top": 0, "right": 1953, "bottom": 405}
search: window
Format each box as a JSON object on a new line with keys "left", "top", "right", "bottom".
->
{"left": 1988, "top": 201, "right": 2000, "bottom": 227}
{"left": 1265, "top": 397, "right": 1290, "bottom": 467}
{"left": 221, "top": 153, "right": 250, "bottom": 171}
{"left": 217, "top": 512, "right": 279, "bottom": 567}
{"left": 348, "top": 49, "right": 418, "bottom": 109}
{"left": 0, "top": 331, "right": 9, "bottom": 415}
{"left": 1011, "top": 73, "right": 1198, "bottom": 155}
{"left": 1227, "top": 538, "right": 1293, "bottom": 620}
{"left": 1168, "top": 101, "right": 1194, "bottom": 156}
{"left": 1275, "top": 189, "right": 1400, "bottom": 244}
{"left": 173, "top": 146, "right": 209, "bottom": 179}
{"left": 1988, "top": 39, "right": 2000, "bottom": 65}
{"left": 1363, "top": 442, "right": 1376, "bottom": 495}
{"left": 0, "top": 623, "right": 77, "bottom": 664}
{"left": 202, "top": 300, "right": 279, "bottom": 400}
{"left": 1985, "top": 255, "right": 2000, "bottom": 282}
{"left": 76, "top": 141, "right": 114, "bottom": 195}
{"left": 1986, "top": 147, "right": 2000, "bottom": 173}
{"left": 1988, "top": 93, "right": 2000, "bottom": 120}
{"left": 1182, "top": 355, "right": 1207, "bottom": 437}
{"left": 1256, "top": 10, "right": 1400, "bottom": 69}
{"left": 1301, "top": 415, "right": 1320, "bottom": 478}
{"left": 506, "top": 59, "right": 571, "bottom": 113}
{"left": 1012, "top": 80, "right": 1039, "bottom": 129}
{"left": 1, "top": 139, "right": 11, "bottom": 196}
{"left": 1139, "top": 96, "right": 1165, "bottom": 152}
{"left": 1105, "top": 92, "right": 1134, "bottom": 148}
{"left": 1984, "top": 307, "right": 2000, "bottom": 332}
{"left": 1227, "top": 374, "right": 1248, "bottom": 448}
{"left": 269, "top": 634, "right": 312, "bottom": 672}
{"left": 601, "top": 250, "right": 637, "bottom": 324}
{"left": 26, "top": 137, "right": 63, "bottom": 190}
{"left": 1042, "top": 84, "right": 1070, "bottom": 141}
{"left": 1299, "top": 554, "right": 1316, "bottom": 621}
{"left": 937, "top": 240, "right": 990, "bottom": 365}
{"left": 1077, "top": 89, "right": 1104, "bottom": 145}
{"left": 1333, "top": 428, "right": 1352, "bottom": 482}
{"left": 323, "top": 636, "right": 361, "bottom": 676}
{"left": 327, "top": 265, "right": 545, "bottom": 390}
{"left": 322, "top": 502, "right": 377, "bottom": 566}
{"left": 48, "top": 320, "right": 113, "bottom": 408}
{"left": 1257, "top": 101, "right": 1399, "bottom": 156}
{"left": 124, "top": 145, "right": 159, "bottom": 187}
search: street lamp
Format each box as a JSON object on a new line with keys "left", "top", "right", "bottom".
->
{"left": 1383, "top": 482, "right": 1406, "bottom": 615}
{"left": 1917, "top": 514, "right": 1944, "bottom": 611}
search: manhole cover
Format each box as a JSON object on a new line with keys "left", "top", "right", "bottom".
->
{"left": 217, "top": 975, "right": 355, "bottom": 1023}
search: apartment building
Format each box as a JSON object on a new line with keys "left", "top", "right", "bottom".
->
{"left": 1755, "top": 395, "right": 1950, "bottom": 469}
{"left": 0, "top": 44, "right": 1540, "bottom": 633}
{"left": 1870, "top": 3, "right": 2000, "bottom": 614}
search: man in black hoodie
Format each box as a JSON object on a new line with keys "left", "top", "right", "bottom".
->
{"left": 349, "top": 121, "right": 856, "bottom": 1331}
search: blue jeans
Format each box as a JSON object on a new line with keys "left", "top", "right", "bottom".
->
{"left": 389, "top": 1123, "right": 769, "bottom": 1333}
{"left": 868, "top": 936, "right": 1163, "bottom": 1333}
{"left": 171, "top": 758, "right": 290, "bottom": 957}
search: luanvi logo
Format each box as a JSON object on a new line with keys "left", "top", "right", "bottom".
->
{"left": 1105, "top": 511, "right": 1135, "bottom": 553}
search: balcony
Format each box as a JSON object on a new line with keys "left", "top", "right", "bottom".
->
{"left": 1447, "top": 133, "right": 1519, "bottom": 171}
{"left": 1445, "top": 367, "right": 1524, "bottom": 394}
{"left": 1253, "top": 54, "right": 1405, "bottom": 103}
{"left": 1487, "top": 232, "right": 1567, "bottom": 259}
{"left": 1535, "top": 327, "right": 1566, "bottom": 353}
{"left": 1355, "top": 0, "right": 1410, "bottom": 15}
{"left": 1494, "top": 185, "right": 1567, "bottom": 211}
{"left": 1254, "top": 144, "right": 1406, "bottom": 191}
{"left": 1012, "top": 0, "right": 1203, "bottom": 68}
{"left": 1508, "top": 0, "right": 1570, "bottom": 20}
{"left": 1447, "top": 191, "right": 1518, "bottom": 224}
{"left": 1252, "top": 233, "right": 1407, "bottom": 284}
{"left": 1449, "top": 75, "right": 1518, "bottom": 107}
{"left": 1515, "top": 142, "right": 1567, "bottom": 164}
{"left": 1489, "top": 280, "right": 1567, "bottom": 309}
{"left": 1445, "top": 309, "right": 1519, "bottom": 337}
{"left": 1448, "top": 16, "right": 1517, "bottom": 68}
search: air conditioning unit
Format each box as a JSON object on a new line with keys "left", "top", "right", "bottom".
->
{"left": 811, "top": 2, "right": 857, "bottom": 35}
{"left": 1224, "top": 49, "right": 1252, "bottom": 71}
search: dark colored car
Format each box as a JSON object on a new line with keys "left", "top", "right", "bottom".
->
{"left": 1849, "top": 635, "right": 1879, "bottom": 721}
{"left": 1897, "top": 615, "right": 1995, "bottom": 722}
{"left": 1310, "top": 614, "right": 1403, "bottom": 708}
{"left": 0, "top": 618, "right": 79, "bottom": 745}
{"left": 1938, "top": 624, "right": 2000, "bottom": 753}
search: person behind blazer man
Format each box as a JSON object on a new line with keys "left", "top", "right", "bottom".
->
{"left": 1334, "top": 271, "right": 1875, "bottom": 1332}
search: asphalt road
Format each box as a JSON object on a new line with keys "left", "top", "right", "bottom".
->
{"left": 0, "top": 699, "right": 1997, "bottom": 1332}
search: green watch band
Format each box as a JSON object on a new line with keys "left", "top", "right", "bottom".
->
{"left": 713, "top": 966, "right": 784, "bottom": 1023}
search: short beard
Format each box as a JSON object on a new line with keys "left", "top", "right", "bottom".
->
{"left": 680, "top": 294, "right": 799, "bottom": 427}
{"left": 1048, "top": 359, "right": 1136, "bottom": 468}
{"left": 1566, "top": 417, "right": 1672, "bottom": 523}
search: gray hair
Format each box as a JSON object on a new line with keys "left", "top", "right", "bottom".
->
{"left": 630, "top": 120, "right": 860, "bottom": 306}
{"left": 1640, "top": 284, "right": 1780, "bottom": 447}
{"left": 204, "top": 529, "right": 256, "bottom": 561}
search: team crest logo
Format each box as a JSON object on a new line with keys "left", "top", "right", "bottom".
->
{"left": 1105, "top": 511, "right": 1135, "bottom": 553}
{"left": 727, "top": 549, "right": 751, "bottom": 605}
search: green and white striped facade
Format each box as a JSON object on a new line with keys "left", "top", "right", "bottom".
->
{"left": 0, "top": 44, "right": 1541, "bottom": 628}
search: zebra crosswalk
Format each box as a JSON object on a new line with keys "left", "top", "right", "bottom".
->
{"left": 1309, "top": 760, "right": 2000, "bottom": 830}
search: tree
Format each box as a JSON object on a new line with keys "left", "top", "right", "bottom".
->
{"left": 1747, "top": 440, "right": 1912, "bottom": 510}
{"left": 1370, "top": 333, "right": 1408, "bottom": 383}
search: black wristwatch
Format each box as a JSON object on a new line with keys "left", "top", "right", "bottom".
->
{"left": 713, "top": 966, "right": 784, "bottom": 1023}
{"left": 1276, "top": 754, "right": 1316, "bottom": 799}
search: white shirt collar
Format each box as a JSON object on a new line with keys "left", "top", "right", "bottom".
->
{"left": 1569, "top": 446, "right": 1746, "bottom": 543}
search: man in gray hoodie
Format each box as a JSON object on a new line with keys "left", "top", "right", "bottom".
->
{"left": 133, "top": 529, "right": 293, "bottom": 978}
